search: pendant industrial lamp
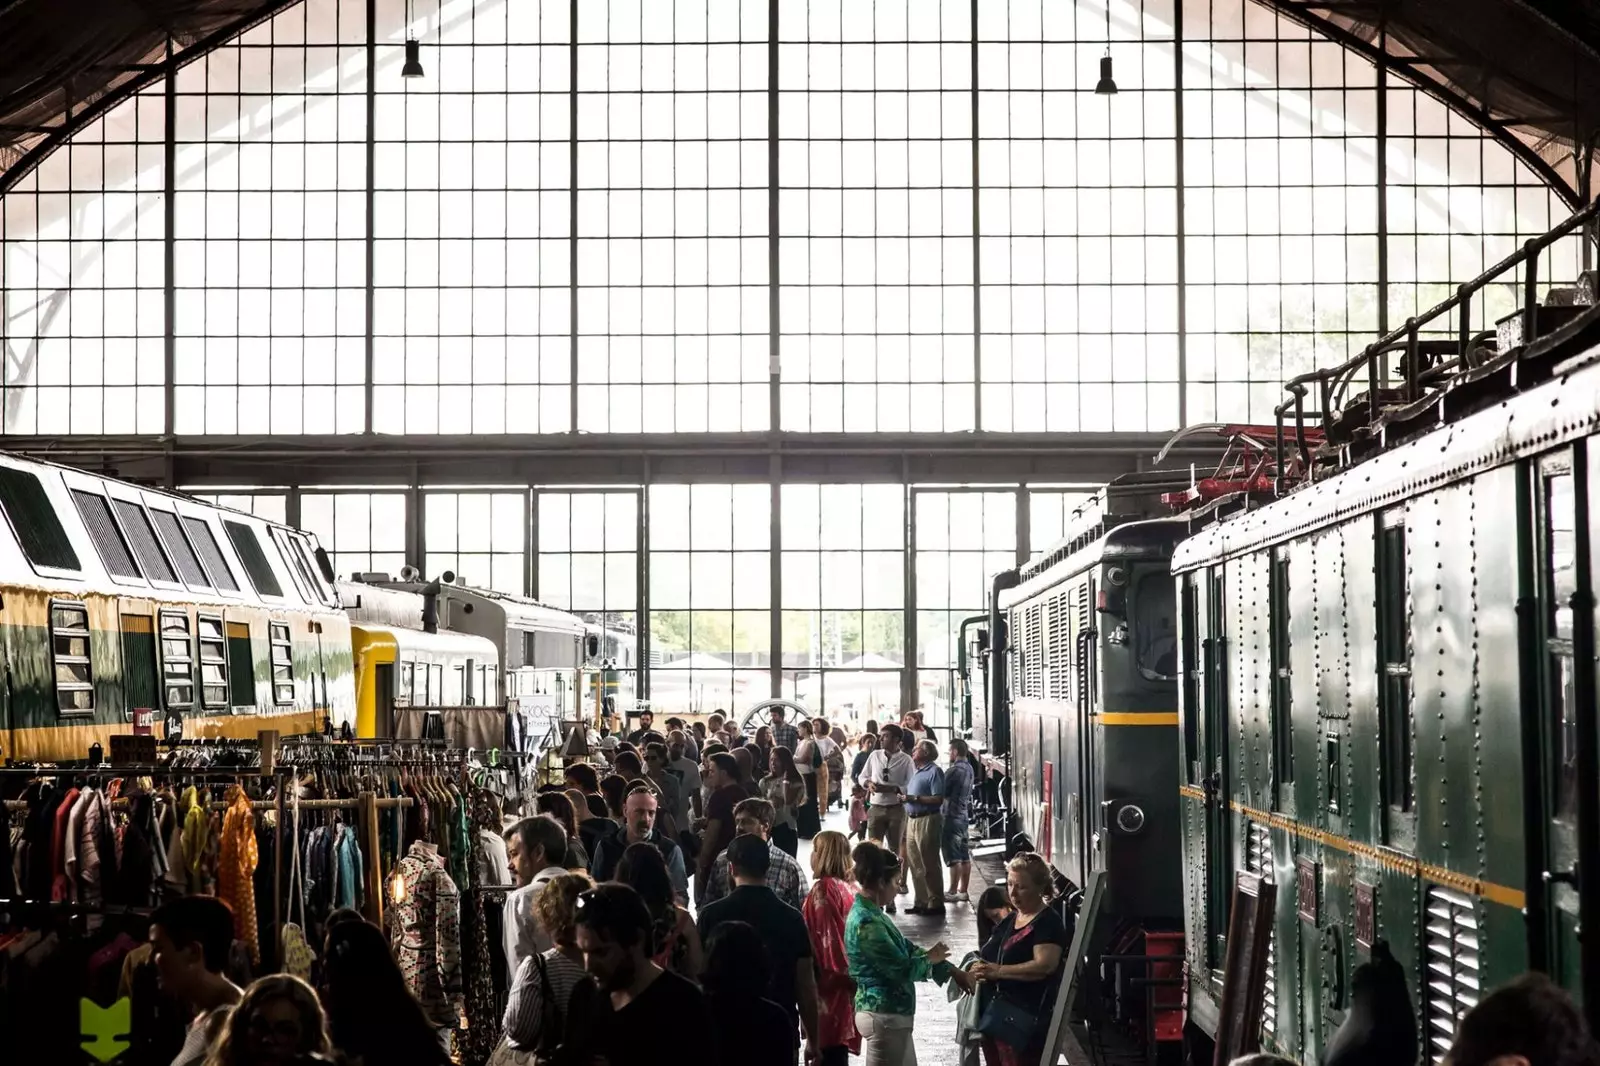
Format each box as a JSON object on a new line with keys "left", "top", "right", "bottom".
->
{"left": 401, "top": 0, "right": 425, "bottom": 78}
{"left": 1095, "top": 0, "right": 1118, "bottom": 94}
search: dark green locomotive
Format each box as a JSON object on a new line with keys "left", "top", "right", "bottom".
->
{"left": 1175, "top": 233, "right": 1600, "bottom": 1057}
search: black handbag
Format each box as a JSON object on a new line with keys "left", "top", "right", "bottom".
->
{"left": 976, "top": 994, "right": 1040, "bottom": 1049}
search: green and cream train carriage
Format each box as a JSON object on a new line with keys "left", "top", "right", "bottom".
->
{"left": 1172, "top": 310, "right": 1600, "bottom": 1059}
{"left": 0, "top": 453, "right": 354, "bottom": 763}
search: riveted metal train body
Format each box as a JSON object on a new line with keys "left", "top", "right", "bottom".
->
{"left": 998, "top": 479, "right": 1189, "bottom": 934}
{"left": 1174, "top": 308, "right": 1600, "bottom": 1060}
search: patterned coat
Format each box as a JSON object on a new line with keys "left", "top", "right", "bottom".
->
{"left": 392, "top": 840, "right": 462, "bottom": 1028}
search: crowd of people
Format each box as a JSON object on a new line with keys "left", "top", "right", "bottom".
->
{"left": 128, "top": 704, "right": 1600, "bottom": 1066}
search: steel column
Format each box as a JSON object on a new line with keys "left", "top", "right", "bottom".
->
{"left": 768, "top": 0, "right": 781, "bottom": 432}
{"left": 526, "top": 488, "right": 538, "bottom": 599}
{"left": 363, "top": 0, "right": 376, "bottom": 432}
{"left": 971, "top": 0, "right": 982, "bottom": 431}
{"left": 568, "top": 0, "right": 580, "bottom": 433}
{"left": 637, "top": 460, "right": 651, "bottom": 703}
{"left": 1174, "top": 0, "right": 1188, "bottom": 427}
{"left": 902, "top": 467, "right": 917, "bottom": 717}
{"left": 770, "top": 454, "right": 783, "bottom": 700}
{"left": 162, "top": 38, "right": 176, "bottom": 437}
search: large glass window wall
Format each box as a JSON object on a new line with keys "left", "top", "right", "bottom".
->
{"left": 2, "top": 0, "right": 1580, "bottom": 437}
{"left": 300, "top": 489, "right": 407, "bottom": 579}
{"left": 780, "top": 483, "right": 905, "bottom": 723}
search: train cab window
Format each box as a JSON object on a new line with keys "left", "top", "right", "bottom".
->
{"left": 0, "top": 466, "right": 81, "bottom": 572}
{"left": 198, "top": 615, "right": 229, "bottom": 709}
{"left": 51, "top": 603, "right": 95, "bottom": 714}
{"left": 1376, "top": 513, "right": 1413, "bottom": 818}
{"left": 226, "top": 622, "right": 256, "bottom": 706}
{"left": 1132, "top": 572, "right": 1178, "bottom": 680}
{"left": 1269, "top": 549, "right": 1293, "bottom": 797}
{"left": 1541, "top": 461, "right": 1579, "bottom": 818}
{"left": 271, "top": 528, "right": 318, "bottom": 603}
{"left": 269, "top": 622, "right": 294, "bottom": 704}
{"left": 161, "top": 611, "right": 195, "bottom": 709}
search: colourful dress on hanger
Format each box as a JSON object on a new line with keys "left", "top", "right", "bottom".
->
{"left": 218, "top": 787, "right": 259, "bottom": 965}
{"left": 392, "top": 840, "right": 462, "bottom": 1030}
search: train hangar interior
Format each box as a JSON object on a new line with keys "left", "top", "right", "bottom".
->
{"left": 5, "top": 0, "right": 1600, "bottom": 1064}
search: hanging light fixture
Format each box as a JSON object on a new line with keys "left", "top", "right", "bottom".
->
{"left": 1095, "top": 0, "right": 1119, "bottom": 95}
{"left": 401, "top": 0, "right": 425, "bottom": 78}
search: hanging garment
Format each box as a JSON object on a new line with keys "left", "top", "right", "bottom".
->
{"left": 75, "top": 788, "right": 116, "bottom": 908}
{"left": 333, "top": 823, "right": 365, "bottom": 912}
{"left": 218, "top": 787, "right": 260, "bottom": 965}
{"left": 392, "top": 840, "right": 463, "bottom": 1029}
{"left": 51, "top": 786, "right": 82, "bottom": 900}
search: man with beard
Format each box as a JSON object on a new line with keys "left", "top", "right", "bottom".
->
{"left": 574, "top": 882, "right": 710, "bottom": 1062}
{"left": 589, "top": 786, "right": 689, "bottom": 902}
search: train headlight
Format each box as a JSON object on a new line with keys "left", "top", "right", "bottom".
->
{"left": 1116, "top": 804, "right": 1146, "bottom": 835}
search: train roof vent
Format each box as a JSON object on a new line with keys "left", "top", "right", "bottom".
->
{"left": 1424, "top": 887, "right": 1481, "bottom": 1063}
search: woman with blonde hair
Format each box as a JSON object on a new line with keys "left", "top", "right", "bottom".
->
{"left": 955, "top": 853, "right": 1069, "bottom": 1066}
{"left": 204, "top": 974, "right": 330, "bottom": 1066}
{"left": 803, "top": 831, "right": 861, "bottom": 1066}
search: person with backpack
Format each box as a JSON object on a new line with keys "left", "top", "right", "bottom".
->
{"left": 492, "top": 872, "right": 598, "bottom": 1066}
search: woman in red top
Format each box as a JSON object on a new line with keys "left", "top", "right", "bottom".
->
{"left": 802, "top": 830, "right": 862, "bottom": 1066}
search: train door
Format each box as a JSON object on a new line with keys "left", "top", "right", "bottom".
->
{"left": 1532, "top": 450, "right": 1590, "bottom": 998}
{"left": 375, "top": 662, "right": 395, "bottom": 736}
{"left": 1201, "top": 564, "right": 1231, "bottom": 969}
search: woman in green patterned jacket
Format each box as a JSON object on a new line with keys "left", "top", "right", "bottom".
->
{"left": 845, "top": 840, "right": 953, "bottom": 1066}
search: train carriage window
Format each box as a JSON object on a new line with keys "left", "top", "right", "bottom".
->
{"left": 449, "top": 665, "right": 465, "bottom": 706}
{"left": 224, "top": 521, "right": 285, "bottom": 598}
{"left": 184, "top": 517, "right": 240, "bottom": 592}
{"left": 1542, "top": 462, "right": 1579, "bottom": 817}
{"left": 1376, "top": 513, "right": 1413, "bottom": 819}
{"left": 197, "top": 615, "right": 230, "bottom": 709}
{"left": 431, "top": 663, "right": 444, "bottom": 706}
{"left": 51, "top": 603, "right": 94, "bottom": 714}
{"left": 71, "top": 490, "right": 140, "bottom": 579}
{"left": 114, "top": 500, "right": 178, "bottom": 583}
{"left": 269, "top": 622, "right": 294, "bottom": 704}
{"left": 1269, "top": 549, "right": 1293, "bottom": 798}
{"left": 161, "top": 611, "right": 195, "bottom": 709}
{"left": 151, "top": 509, "right": 213, "bottom": 588}
{"left": 226, "top": 621, "right": 256, "bottom": 706}
{"left": 0, "top": 466, "right": 80, "bottom": 572}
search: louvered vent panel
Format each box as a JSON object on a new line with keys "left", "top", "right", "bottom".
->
{"left": 1424, "top": 888, "right": 1481, "bottom": 1062}
{"left": 1244, "top": 823, "right": 1276, "bottom": 1038}
{"left": 72, "top": 490, "right": 140, "bottom": 578}
{"left": 1026, "top": 604, "right": 1045, "bottom": 699}
{"left": 1046, "top": 592, "right": 1066, "bottom": 699}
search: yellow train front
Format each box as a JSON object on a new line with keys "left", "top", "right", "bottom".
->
{"left": 0, "top": 454, "right": 355, "bottom": 764}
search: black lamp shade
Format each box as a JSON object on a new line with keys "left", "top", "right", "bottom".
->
{"left": 1095, "top": 54, "right": 1118, "bottom": 95}
{"left": 402, "top": 37, "right": 424, "bottom": 78}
